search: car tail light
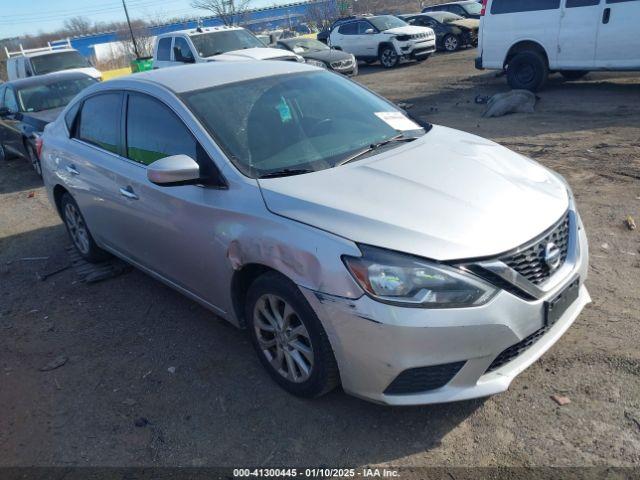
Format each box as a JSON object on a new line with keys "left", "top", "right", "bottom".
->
{"left": 481, "top": 0, "right": 488, "bottom": 16}
{"left": 35, "top": 136, "right": 43, "bottom": 159}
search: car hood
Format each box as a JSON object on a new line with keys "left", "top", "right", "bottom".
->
{"left": 449, "top": 19, "right": 479, "bottom": 30}
{"left": 384, "top": 25, "right": 432, "bottom": 35}
{"left": 209, "top": 47, "right": 300, "bottom": 62}
{"left": 258, "top": 125, "right": 569, "bottom": 261}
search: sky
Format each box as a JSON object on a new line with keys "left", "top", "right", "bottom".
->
{"left": 0, "top": 0, "right": 289, "bottom": 38}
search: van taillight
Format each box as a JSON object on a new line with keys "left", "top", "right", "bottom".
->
{"left": 481, "top": 0, "right": 488, "bottom": 15}
{"left": 35, "top": 136, "right": 43, "bottom": 159}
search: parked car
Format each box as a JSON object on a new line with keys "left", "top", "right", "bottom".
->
{"left": 0, "top": 72, "right": 97, "bottom": 175}
{"left": 275, "top": 37, "right": 358, "bottom": 76}
{"left": 422, "top": 0, "right": 483, "bottom": 19}
{"left": 41, "top": 61, "right": 590, "bottom": 406}
{"left": 329, "top": 15, "right": 436, "bottom": 68}
{"left": 5, "top": 40, "right": 102, "bottom": 81}
{"left": 400, "top": 12, "right": 479, "bottom": 52}
{"left": 152, "top": 26, "right": 302, "bottom": 69}
{"left": 477, "top": 0, "right": 640, "bottom": 91}
{"left": 316, "top": 15, "right": 373, "bottom": 44}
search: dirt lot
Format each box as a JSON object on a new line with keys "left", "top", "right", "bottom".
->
{"left": 1, "top": 49, "right": 639, "bottom": 469}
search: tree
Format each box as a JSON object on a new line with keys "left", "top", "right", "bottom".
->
{"left": 190, "top": 0, "right": 253, "bottom": 26}
{"left": 63, "top": 16, "right": 94, "bottom": 37}
{"left": 305, "top": 0, "right": 340, "bottom": 32}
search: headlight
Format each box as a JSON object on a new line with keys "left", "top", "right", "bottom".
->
{"left": 305, "top": 59, "right": 327, "bottom": 68}
{"left": 343, "top": 246, "right": 497, "bottom": 308}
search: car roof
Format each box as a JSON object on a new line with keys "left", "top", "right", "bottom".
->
{"left": 4, "top": 71, "right": 94, "bottom": 89}
{"left": 156, "top": 25, "right": 243, "bottom": 38}
{"left": 106, "top": 60, "right": 318, "bottom": 94}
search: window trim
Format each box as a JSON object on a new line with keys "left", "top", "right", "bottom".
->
{"left": 72, "top": 91, "right": 125, "bottom": 157}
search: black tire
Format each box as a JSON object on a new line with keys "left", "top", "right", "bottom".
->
{"left": 245, "top": 271, "right": 339, "bottom": 398}
{"left": 60, "top": 193, "right": 110, "bottom": 263}
{"left": 507, "top": 50, "right": 548, "bottom": 92}
{"left": 443, "top": 34, "right": 460, "bottom": 52}
{"left": 26, "top": 142, "right": 42, "bottom": 178}
{"left": 561, "top": 70, "right": 589, "bottom": 81}
{"left": 378, "top": 45, "right": 399, "bottom": 68}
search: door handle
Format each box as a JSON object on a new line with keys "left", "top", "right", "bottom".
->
{"left": 66, "top": 164, "right": 79, "bottom": 175}
{"left": 119, "top": 186, "right": 139, "bottom": 200}
{"left": 602, "top": 7, "right": 610, "bottom": 24}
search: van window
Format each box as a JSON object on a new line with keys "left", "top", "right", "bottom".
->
{"left": 126, "top": 94, "right": 199, "bottom": 166}
{"left": 566, "top": 0, "right": 599, "bottom": 5}
{"left": 157, "top": 37, "right": 172, "bottom": 61}
{"left": 491, "top": 0, "right": 560, "bottom": 14}
{"left": 338, "top": 23, "right": 358, "bottom": 35}
{"left": 77, "top": 93, "right": 121, "bottom": 154}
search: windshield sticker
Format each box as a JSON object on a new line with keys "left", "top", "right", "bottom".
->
{"left": 375, "top": 112, "right": 420, "bottom": 131}
{"left": 276, "top": 97, "right": 292, "bottom": 123}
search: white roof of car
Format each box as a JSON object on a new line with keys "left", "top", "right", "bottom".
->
{"left": 156, "top": 25, "right": 243, "bottom": 38}
{"left": 113, "top": 60, "right": 317, "bottom": 93}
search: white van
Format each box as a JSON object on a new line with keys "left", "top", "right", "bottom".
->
{"left": 152, "top": 26, "right": 302, "bottom": 69}
{"left": 5, "top": 41, "right": 102, "bottom": 82}
{"left": 476, "top": 0, "right": 640, "bottom": 91}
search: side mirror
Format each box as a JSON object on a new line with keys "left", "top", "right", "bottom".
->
{"left": 147, "top": 154, "right": 201, "bottom": 185}
{"left": 0, "top": 107, "right": 11, "bottom": 117}
{"left": 365, "top": 28, "right": 375, "bottom": 34}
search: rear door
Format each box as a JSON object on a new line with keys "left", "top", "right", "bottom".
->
{"left": 557, "top": 0, "right": 602, "bottom": 69}
{"left": 595, "top": 0, "right": 640, "bottom": 68}
{"left": 355, "top": 21, "right": 379, "bottom": 57}
{"left": 333, "top": 22, "right": 358, "bottom": 53}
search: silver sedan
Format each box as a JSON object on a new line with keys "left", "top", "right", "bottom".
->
{"left": 41, "top": 61, "right": 590, "bottom": 405}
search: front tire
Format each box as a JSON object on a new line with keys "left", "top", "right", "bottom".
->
{"left": 561, "top": 70, "right": 589, "bottom": 81}
{"left": 379, "top": 46, "right": 399, "bottom": 68}
{"left": 443, "top": 34, "right": 460, "bottom": 52}
{"left": 507, "top": 50, "right": 548, "bottom": 92}
{"left": 246, "top": 272, "right": 339, "bottom": 398}
{"left": 60, "top": 193, "right": 110, "bottom": 263}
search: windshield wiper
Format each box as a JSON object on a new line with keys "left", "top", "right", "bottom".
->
{"left": 335, "top": 134, "right": 419, "bottom": 167}
{"left": 258, "top": 168, "right": 314, "bottom": 179}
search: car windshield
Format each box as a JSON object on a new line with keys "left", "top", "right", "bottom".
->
{"left": 369, "top": 15, "right": 409, "bottom": 31}
{"left": 189, "top": 29, "right": 264, "bottom": 57}
{"left": 463, "top": 2, "right": 482, "bottom": 14}
{"left": 281, "top": 38, "right": 329, "bottom": 53}
{"left": 182, "top": 71, "right": 426, "bottom": 178}
{"left": 17, "top": 76, "right": 96, "bottom": 112}
{"left": 30, "top": 51, "right": 91, "bottom": 75}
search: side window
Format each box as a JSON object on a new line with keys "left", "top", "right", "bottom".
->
{"left": 76, "top": 93, "right": 121, "bottom": 154}
{"left": 4, "top": 88, "right": 19, "bottom": 112}
{"left": 357, "top": 21, "right": 373, "bottom": 34}
{"left": 157, "top": 37, "right": 172, "bottom": 61}
{"left": 566, "top": 0, "right": 599, "bottom": 5}
{"left": 338, "top": 22, "right": 358, "bottom": 35}
{"left": 173, "top": 37, "right": 195, "bottom": 62}
{"left": 126, "top": 94, "right": 198, "bottom": 166}
{"left": 65, "top": 101, "right": 81, "bottom": 133}
{"left": 491, "top": 0, "right": 560, "bottom": 14}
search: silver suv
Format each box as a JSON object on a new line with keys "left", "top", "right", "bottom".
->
{"left": 41, "top": 61, "right": 590, "bottom": 405}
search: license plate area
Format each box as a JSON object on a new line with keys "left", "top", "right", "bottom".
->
{"left": 545, "top": 277, "right": 580, "bottom": 327}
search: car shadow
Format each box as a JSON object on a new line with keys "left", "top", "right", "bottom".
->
{"left": 0, "top": 224, "right": 485, "bottom": 467}
{"left": 0, "top": 155, "right": 42, "bottom": 195}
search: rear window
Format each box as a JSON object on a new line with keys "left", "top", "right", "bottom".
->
{"left": 77, "top": 93, "right": 121, "bottom": 154}
{"left": 491, "top": 0, "right": 560, "bottom": 14}
{"left": 29, "top": 51, "right": 91, "bottom": 75}
{"left": 157, "top": 37, "right": 172, "bottom": 61}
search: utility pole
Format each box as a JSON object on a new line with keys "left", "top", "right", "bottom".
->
{"left": 122, "top": 0, "right": 140, "bottom": 58}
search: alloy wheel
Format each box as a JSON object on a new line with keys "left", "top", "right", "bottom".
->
{"left": 445, "top": 36, "right": 459, "bottom": 52}
{"left": 381, "top": 48, "right": 398, "bottom": 68}
{"left": 64, "top": 203, "right": 91, "bottom": 255}
{"left": 253, "top": 294, "right": 314, "bottom": 383}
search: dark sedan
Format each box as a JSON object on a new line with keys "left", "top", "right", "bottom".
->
{"left": 421, "top": 0, "right": 483, "bottom": 19}
{"left": 0, "top": 72, "right": 96, "bottom": 176}
{"left": 275, "top": 38, "right": 358, "bottom": 76}
{"left": 399, "top": 12, "right": 479, "bottom": 52}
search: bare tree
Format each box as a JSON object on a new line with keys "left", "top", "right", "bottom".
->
{"left": 191, "top": 0, "right": 253, "bottom": 26}
{"left": 63, "top": 16, "right": 95, "bottom": 37}
{"left": 305, "top": 0, "right": 340, "bottom": 31}
{"left": 117, "top": 22, "right": 155, "bottom": 59}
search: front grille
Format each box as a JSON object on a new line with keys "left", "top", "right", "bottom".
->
{"left": 384, "top": 361, "right": 465, "bottom": 395}
{"left": 485, "top": 325, "right": 550, "bottom": 373}
{"left": 501, "top": 212, "right": 570, "bottom": 285}
{"left": 330, "top": 59, "right": 354, "bottom": 69}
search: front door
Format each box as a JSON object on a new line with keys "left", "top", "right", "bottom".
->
{"left": 557, "top": 0, "right": 602, "bottom": 69}
{"left": 595, "top": 0, "right": 640, "bottom": 69}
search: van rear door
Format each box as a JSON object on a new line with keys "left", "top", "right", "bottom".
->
{"left": 595, "top": 0, "right": 640, "bottom": 69}
{"left": 557, "top": 0, "right": 602, "bottom": 69}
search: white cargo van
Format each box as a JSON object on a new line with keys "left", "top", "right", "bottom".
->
{"left": 5, "top": 41, "right": 102, "bottom": 82}
{"left": 476, "top": 0, "right": 640, "bottom": 91}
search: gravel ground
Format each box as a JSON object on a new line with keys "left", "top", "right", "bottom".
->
{"left": 1, "top": 49, "right": 639, "bottom": 468}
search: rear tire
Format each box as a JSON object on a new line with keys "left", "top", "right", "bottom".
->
{"left": 561, "top": 70, "right": 589, "bottom": 81}
{"left": 245, "top": 272, "right": 339, "bottom": 398}
{"left": 60, "top": 193, "right": 110, "bottom": 263}
{"left": 507, "top": 50, "right": 548, "bottom": 92}
{"left": 379, "top": 46, "right": 399, "bottom": 68}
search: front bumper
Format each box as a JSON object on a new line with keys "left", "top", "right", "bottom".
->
{"left": 301, "top": 214, "right": 590, "bottom": 406}
{"left": 397, "top": 39, "right": 436, "bottom": 59}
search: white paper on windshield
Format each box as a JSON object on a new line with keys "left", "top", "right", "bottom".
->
{"left": 375, "top": 112, "right": 421, "bottom": 131}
